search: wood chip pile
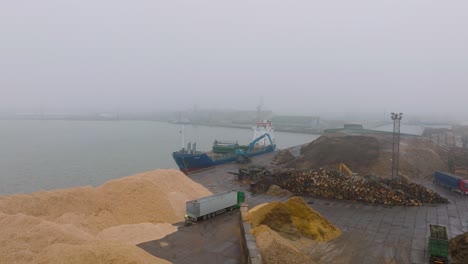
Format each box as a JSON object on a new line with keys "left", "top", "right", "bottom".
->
{"left": 0, "top": 169, "right": 211, "bottom": 264}
{"left": 248, "top": 197, "right": 341, "bottom": 264}
{"left": 271, "top": 149, "right": 296, "bottom": 165}
{"left": 271, "top": 169, "right": 448, "bottom": 206}
{"left": 450, "top": 232, "right": 468, "bottom": 264}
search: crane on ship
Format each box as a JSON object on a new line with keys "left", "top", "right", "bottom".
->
{"left": 234, "top": 133, "right": 274, "bottom": 163}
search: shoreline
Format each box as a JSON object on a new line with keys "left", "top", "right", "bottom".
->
{"left": 0, "top": 118, "right": 324, "bottom": 135}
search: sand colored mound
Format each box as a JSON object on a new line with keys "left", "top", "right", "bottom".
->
{"left": 96, "top": 223, "right": 177, "bottom": 245}
{"left": 0, "top": 169, "right": 211, "bottom": 233}
{"left": 36, "top": 241, "right": 170, "bottom": 264}
{"left": 248, "top": 197, "right": 341, "bottom": 242}
{"left": 0, "top": 212, "right": 93, "bottom": 263}
{"left": 0, "top": 213, "right": 171, "bottom": 264}
{"left": 0, "top": 169, "right": 211, "bottom": 264}
{"left": 294, "top": 134, "right": 448, "bottom": 179}
{"left": 253, "top": 225, "right": 315, "bottom": 264}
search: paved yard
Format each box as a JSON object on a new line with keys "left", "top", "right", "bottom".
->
{"left": 138, "top": 149, "right": 467, "bottom": 264}
{"left": 188, "top": 152, "right": 468, "bottom": 264}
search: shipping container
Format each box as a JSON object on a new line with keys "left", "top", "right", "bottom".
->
{"left": 186, "top": 191, "right": 242, "bottom": 221}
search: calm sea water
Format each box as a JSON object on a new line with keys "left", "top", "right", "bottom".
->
{"left": 0, "top": 120, "right": 319, "bottom": 195}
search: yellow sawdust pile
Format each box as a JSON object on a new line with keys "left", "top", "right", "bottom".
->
{"left": 247, "top": 197, "right": 341, "bottom": 264}
{"left": 253, "top": 225, "right": 314, "bottom": 264}
{"left": 0, "top": 169, "right": 211, "bottom": 264}
{"left": 247, "top": 197, "right": 341, "bottom": 241}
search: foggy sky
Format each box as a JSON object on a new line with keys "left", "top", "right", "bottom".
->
{"left": 1, "top": 0, "right": 467, "bottom": 116}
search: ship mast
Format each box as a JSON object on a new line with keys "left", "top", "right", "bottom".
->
{"left": 181, "top": 125, "right": 185, "bottom": 150}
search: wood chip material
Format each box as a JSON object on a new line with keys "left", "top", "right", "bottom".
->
{"left": 0, "top": 169, "right": 211, "bottom": 264}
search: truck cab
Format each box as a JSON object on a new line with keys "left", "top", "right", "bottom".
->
{"left": 461, "top": 180, "right": 468, "bottom": 195}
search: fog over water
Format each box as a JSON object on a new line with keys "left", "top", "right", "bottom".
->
{"left": 0, "top": 120, "right": 318, "bottom": 195}
{"left": 1, "top": 1, "right": 467, "bottom": 117}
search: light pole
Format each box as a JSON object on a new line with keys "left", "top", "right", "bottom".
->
{"left": 391, "top": 113, "right": 403, "bottom": 179}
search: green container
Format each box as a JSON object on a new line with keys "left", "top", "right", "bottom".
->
{"left": 429, "top": 239, "right": 449, "bottom": 259}
{"left": 237, "top": 191, "right": 245, "bottom": 204}
{"left": 428, "top": 225, "right": 449, "bottom": 261}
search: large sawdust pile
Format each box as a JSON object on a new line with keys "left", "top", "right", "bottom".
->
{"left": 293, "top": 134, "right": 448, "bottom": 179}
{"left": 248, "top": 197, "right": 341, "bottom": 241}
{"left": 450, "top": 232, "right": 468, "bottom": 264}
{"left": 96, "top": 222, "right": 178, "bottom": 245}
{"left": 248, "top": 197, "right": 339, "bottom": 264}
{"left": 0, "top": 169, "right": 211, "bottom": 233}
{"left": 36, "top": 241, "right": 165, "bottom": 264}
{"left": 0, "top": 169, "right": 211, "bottom": 264}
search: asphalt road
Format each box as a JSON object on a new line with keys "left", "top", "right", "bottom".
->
{"left": 138, "top": 210, "right": 241, "bottom": 264}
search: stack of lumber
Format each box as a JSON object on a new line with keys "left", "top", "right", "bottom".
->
{"left": 272, "top": 169, "right": 448, "bottom": 206}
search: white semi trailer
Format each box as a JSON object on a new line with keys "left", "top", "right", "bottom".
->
{"left": 185, "top": 190, "right": 245, "bottom": 222}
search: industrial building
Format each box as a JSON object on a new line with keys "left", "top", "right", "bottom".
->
{"left": 271, "top": 115, "right": 320, "bottom": 130}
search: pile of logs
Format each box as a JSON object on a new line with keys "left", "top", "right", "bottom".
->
{"left": 271, "top": 169, "right": 448, "bottom": 206}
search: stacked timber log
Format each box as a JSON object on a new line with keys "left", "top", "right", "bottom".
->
{"left": 271, "top": 169, "right": 448, "bottom": 206}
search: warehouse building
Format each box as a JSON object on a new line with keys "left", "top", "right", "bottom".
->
{"left": 272, "top": 115, "right": 320, "bottom": 130}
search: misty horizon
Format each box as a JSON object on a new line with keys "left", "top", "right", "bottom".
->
{"left": 1, "top": 1, "right": 467, "bottom": 119}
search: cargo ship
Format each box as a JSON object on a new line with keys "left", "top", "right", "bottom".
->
{"left": 172, "top": 120, "right": 276, "bottom": 174}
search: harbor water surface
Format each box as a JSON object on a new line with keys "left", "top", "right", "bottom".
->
{"left": 0, "top": 120, "right": 319, "bottom": 195}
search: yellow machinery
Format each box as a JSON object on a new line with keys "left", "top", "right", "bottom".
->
{"left": 339, "top": 163, "right": 357, "bottom": 176}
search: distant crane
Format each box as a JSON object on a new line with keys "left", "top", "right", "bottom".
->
{"left": 338, "top": 163, "right": 357, "bottom": 176}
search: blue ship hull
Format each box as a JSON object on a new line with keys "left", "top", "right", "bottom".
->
{"left": 172, "top": 145, "right": 275, "bottom": 174}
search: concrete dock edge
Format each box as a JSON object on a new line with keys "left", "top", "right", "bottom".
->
{"left": 239, "top": 203, "right": 262, "bottom": 264}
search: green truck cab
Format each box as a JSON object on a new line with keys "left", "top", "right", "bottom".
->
{"left": 429, "top": 224, "right": 449, "bottom": 264}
